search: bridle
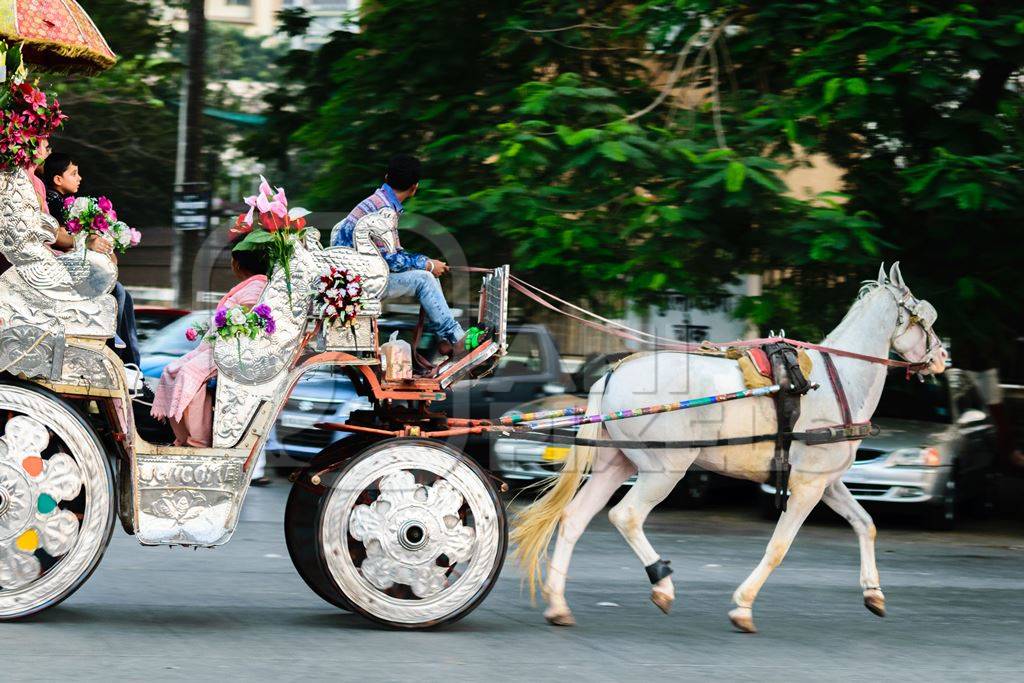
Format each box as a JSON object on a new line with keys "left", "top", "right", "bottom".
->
{"left": 874, "top": 282, "right": 943, "bottom": 374}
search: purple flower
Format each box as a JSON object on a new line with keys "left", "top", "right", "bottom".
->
{"left": 253, "top": 303, "right": 272, "bottom": 320}
{"left": 214, "top": 308, "right": 228, "bottom": 329}
{"left": 264, "top": 318, "right": 276, "bottom": 335}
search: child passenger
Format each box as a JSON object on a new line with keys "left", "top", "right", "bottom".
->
{"left": 150, "top": 241, "right": 269, "bottom": 448}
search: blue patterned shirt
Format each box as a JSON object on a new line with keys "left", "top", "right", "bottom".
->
{"left": 330, "top": 183, "right": 428, "bottom": 272}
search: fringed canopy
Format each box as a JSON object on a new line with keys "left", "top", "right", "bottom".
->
{"left": 0, "top": 0, "right": 116, "bottom": 75}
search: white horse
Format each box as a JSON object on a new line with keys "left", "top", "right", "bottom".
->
{"left": 512, "top": 263, "right": 947, "bottom": 633}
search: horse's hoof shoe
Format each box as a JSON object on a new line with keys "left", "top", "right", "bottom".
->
{"left": 651, "top": 590, "right": 674, "bottom": 615}
{"left": 864, "top": 591, "right": 886, "bottom": 618}
{"left": 545, "top": 610, "right": 576, "bottom": 627}
{"left": 729, "top": 607, "right": 757, "bottom": 633}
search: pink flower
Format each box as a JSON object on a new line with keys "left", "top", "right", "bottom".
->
{"left": 92, "top": 214, "right": 109, "bottom": 232}
{"left": 64, "top": 196, "right": 75, "bottom": 209}
{"left": 185, "top": 328, "right": 198, "bottom": 342}
{"left": 129, "top": 228, "right": 142, "bottom": 246}
{"left": 97, "top": 196, "right": 112, "bottom": 212}
{"left": 66, "top": 218, "right": 81, "bottom": 234}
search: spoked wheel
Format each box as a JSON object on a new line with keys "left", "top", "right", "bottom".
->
{"left": 0, "top": 382, "right": 114, "bottom": 619}
{"left": 318, "top": 439, "right": 507, "bottom": 629}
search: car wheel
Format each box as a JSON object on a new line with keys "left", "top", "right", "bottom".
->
{"left": 672, "top": 472, "right": 712, "bottom": 508}
{"left": 924, "top": 472, "right": 957, "bottom": 530}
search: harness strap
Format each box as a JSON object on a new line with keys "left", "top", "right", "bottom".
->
{"left": 822, "top": 353, "right": 853, "bottom": 427}
{"left": 507, "top": 422, "right": 876, "bottom": 449}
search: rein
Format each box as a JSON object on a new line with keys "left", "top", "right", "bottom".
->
{"left": 505, "top": 275, "right": 930, "bottom": 374}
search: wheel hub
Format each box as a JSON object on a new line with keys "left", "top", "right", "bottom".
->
{"left": 349, "top": 470, "right": 477, "bottom": 598}
{"left": 0, "top": 463, "right": 32, "bottom": 542}
{"left": 398, "top": 520, "right": 428, "bottom": 551}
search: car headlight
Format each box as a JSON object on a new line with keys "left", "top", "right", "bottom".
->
{"left": 886, "top": 447, "right": 942, "bottom": 467}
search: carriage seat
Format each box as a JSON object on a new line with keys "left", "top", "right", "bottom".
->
{"left": 0, "top": 171, "right": 117, "bottom": 340}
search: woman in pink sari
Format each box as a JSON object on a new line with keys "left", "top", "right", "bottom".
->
{"left": 151, "top": 244, "right": 269, "bottom": 447}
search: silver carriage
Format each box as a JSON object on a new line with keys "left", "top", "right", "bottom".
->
{"left": 0, "top": 168, "right": 510, "bottom": 628}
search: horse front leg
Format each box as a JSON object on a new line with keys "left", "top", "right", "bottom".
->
{"left": 730, "top": 478, "right": 827, "bottom": 633}
{"left": 544, "top": 448, "right": 635, "bottom": 626}
{"left": 821, "top": 479, "right": 885, "bottom": 616}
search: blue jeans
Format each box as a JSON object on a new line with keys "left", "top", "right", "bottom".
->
{"left": 385, "top": 270, "right": 464, "bottom": 344}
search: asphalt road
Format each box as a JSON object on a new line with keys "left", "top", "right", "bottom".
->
{"left": 4, "top": 481, "right": 1023, "bottom": 681}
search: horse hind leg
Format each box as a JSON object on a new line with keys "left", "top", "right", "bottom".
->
{"left": 821, "top": 479, "right": 885, "bottom": 617}
{"left": 607, "top": 452, "right": 694, "bottom": 615}
{"left": 544, "top": 447, "right": 635, "bottom": 627}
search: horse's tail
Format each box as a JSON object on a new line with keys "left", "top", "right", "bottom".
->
{"left": 511, "top": 374, "right": 606, "bottom": 600}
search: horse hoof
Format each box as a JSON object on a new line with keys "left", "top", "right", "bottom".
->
{"left": 729, "top": 607, "right": 757, "bottom": 634}
{"left": 544, "top": 609, "right": 576, "bottom": 627}
{"left": 651, "top": 590, "right": 674, "bottom": 615}
{"left": 864, "top": 590, "right": 886, "bottom": 618}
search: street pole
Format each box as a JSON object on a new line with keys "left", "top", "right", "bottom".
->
{"left": 172, "top": 0, "right": 207, "bottom": 308}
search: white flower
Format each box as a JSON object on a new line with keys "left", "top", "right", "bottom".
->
{"left": 325, "top": 288, "right": 339, "bottom": 300}
{"left": 346, "top": 273, "right": 355, "bottom": 282}
{"left": 229, "top": 308, "right": 247, "bottom": 326}
{"left": 346, "top": 284, "right": 360, "bottom": 297}
{"left": 73, "top": 197, "right": 90, "bottom": 213}
{"left": 325, "top": 304, "right": 338, "bottom": 317}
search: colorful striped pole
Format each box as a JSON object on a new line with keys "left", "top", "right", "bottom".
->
{"left": 521, "top": 384, "right": 781, "bottom": 431}
{"left": 500, "top": 405, "right": 588, "bottom": 425}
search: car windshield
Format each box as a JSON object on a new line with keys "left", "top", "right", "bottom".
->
{"left": 874, "top": 371, "right": 951, "bottom": 423}
{"left": 139, "top": 311, "right": 210, "bottom": 357}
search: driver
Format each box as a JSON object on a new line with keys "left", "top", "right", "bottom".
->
{"left": 330, "top": 155, "right": 469, "bottom": 358}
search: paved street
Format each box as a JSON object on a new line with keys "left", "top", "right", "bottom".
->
{"left": 4, "top": 481, "right": 1023, "bottom": 681}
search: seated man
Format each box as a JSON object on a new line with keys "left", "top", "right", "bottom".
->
{"left": 330, "top": 154, "right": 466, "bottom": 353}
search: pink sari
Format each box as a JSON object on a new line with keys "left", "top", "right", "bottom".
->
{"left": 151, "top": 275, "right": 268, "bottom": 446}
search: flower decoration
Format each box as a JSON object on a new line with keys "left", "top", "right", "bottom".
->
{"left": 313, "top": 264, "right": 363, "bottom": 327}
{"left": 231, "top": 176, "right": 311, "bottom": 303}
{"left": 185, "top": 303, "right": 276, "bottom": 365}
{"left": 62, "top": 195, "right": 140, "bottom": 259}
{"left": 0, "top": 43, "right": 68, "bottom": 172}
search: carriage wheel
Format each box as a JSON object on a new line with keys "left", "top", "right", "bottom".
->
{"left": 317, "top": 439, "right": 506, "bottom": 628}
{"left": 0, "top": 382, "right": 114, "bottom": 620}
{"left": 284, "top": 471, "right": 352, "bottom": 611}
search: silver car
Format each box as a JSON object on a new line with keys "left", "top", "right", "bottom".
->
{"left": 762, "top": 367, "right": 996, "bottom": 528}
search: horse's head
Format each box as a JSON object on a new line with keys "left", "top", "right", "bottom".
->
{"left": 865, "top": 263, "right": 947, "bottom": 375}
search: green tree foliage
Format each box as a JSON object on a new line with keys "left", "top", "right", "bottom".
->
{"left": 261, "top": 2, "right": 1023, "bottom": 351}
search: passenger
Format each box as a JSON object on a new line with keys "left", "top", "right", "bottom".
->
{"left": 43, "top": 152, "right": 141, "bottom": 366}
{"left": 150, "top": 241, "right": 269, "bottom": 449}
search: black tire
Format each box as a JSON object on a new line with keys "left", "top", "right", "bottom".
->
{"left": 924, "top": 472, "right": 957, "bottom": 530}
{"left": 284, "top": 473, "right": 352, "bottom": 611}
{"left": 316, "top": 438, "right": 508, "bottom": 629}
{"left": 282, "top": 436, "right": 378, "bottom": 612}
{"left": 0, "top": 380, "right": 115, "bottom": 620}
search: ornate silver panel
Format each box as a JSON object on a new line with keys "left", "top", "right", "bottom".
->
{"left": 0, "top": 325, "right": 65, "bottom": 381}
{"left": 134, "top": 453, "right": 248, "bottom": 547}
{"left": 322, "top": 316, "right": 376, "bottom": 353}
{"left": 0, "top": 169, "right": 118, "bottom": 346}
{"left": 211, "top": 378, "right": 267, "bottom": 449}
{"left": 60, "top": 345, "right": 118, "bottom": 389}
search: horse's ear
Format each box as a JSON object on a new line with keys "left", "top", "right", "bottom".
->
{"left": 877, "top": 262, "right": 887, "bottom": 284}
{"left": 889, "top": 262, "right": 904, "bottom": 289}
